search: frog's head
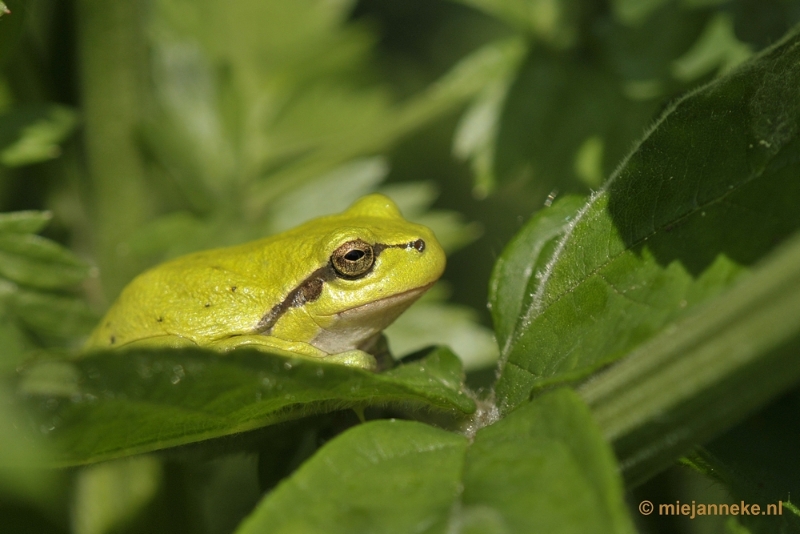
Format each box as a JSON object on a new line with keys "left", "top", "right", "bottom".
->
{"left": 262, "top": 194, "right": 446, "bottom": 354}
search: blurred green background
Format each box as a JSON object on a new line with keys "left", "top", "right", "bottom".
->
{"left": 2, "top": 0, "right": 800, "bottom": 532}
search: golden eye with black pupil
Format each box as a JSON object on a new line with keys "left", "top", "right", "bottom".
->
{"left": 331, "top": 239, "right": 374, "bottom": 278}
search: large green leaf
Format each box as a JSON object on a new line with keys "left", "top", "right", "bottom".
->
{"left": 235, "top": 389, "right": 634, "bottom": 534}
{"left": 579, "top": 232, "right": 800, "bottom": 484}
{"left": 494, "top": 25, "right": 800, "bottom": 410}
{"left": 13, "top": 346, "right": 474, "bottom": 466}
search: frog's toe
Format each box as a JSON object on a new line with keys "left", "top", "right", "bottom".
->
{"left": 324, "top": 350, "right": 377, "bottom": 371}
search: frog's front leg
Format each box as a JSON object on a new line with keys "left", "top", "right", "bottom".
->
{"left": 208, "top": 335, "right": 378, "bottom": 371}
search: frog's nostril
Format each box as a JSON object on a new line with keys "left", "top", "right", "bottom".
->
{"left": 412, "top": 239, "right": 425, "bottom": 252}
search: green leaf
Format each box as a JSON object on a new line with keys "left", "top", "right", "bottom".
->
{"left": 605, "top": 3, "right": 708, "bottom": 87}
{"left": 235, "top": 389, "right": 634, "bottom": 534}
{"left": 488, "top": 195, "right": 586, "bottom": 350}
{"left": 460, "top": 390, "right": 634, "bottom": 534}
{"left": 671, "top": 13, "right": 752, "bottom": 82}
{"left": 0, "top": 213, "right": 94, "bottom": 357}
{"left": 0, "top": 106, "right": 78, "bottom": 167}
{"left": 14, "top": 346, "right": 474, "bottom": 466}
{"left": 396, "top": 37, "right": 527, "bottom": 143}
{"left": 494, "top": 47, "right": 661, "bottom": 204}
{"left": 239, "top": 420, "right": 466, "bottom": 534}
{"left": 495, "top": 25, "right": 800, "bottom": 410}
{"left": 0, "top": 232, "right": 90, "bottom": 289}
{"left": 452, "top": 78, "right": 511, "bottom": 196}
{"left": 0, "top": 211, "right": 52, "bottom": 235}
{"left": 579, "top": 232, "right": 800, "bottom": 484}
{"left": 11, "top": 289, "right": 97, "bottom": 340}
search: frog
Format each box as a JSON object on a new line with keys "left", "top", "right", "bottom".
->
{"left": 84, "top": 194, "right": 446, "bottom": 371}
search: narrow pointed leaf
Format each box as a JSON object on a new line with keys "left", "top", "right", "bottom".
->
{"left": 0, "top": 233, "right": 90, "bottom": 289}
{"left": 0, "top": 106, "right": 78, "bottom": 167}
{"left": 0, "top": 211, "right": 52, "bottom": 235}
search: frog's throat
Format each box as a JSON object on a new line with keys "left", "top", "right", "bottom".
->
{"left": 335, "top": 281, "right": 432, "bottom": 314}
{"left": 307, "top": 283, "right": 432, "bottom": 355}
{"left": 255, "top": 240, "right": 425, "bottom": 334}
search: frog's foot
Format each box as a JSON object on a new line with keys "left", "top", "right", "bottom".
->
{"left": 321, "top": 350, "right": 377, "bottom": 371}
{"left": 209, "top": 335, "right": 377, "bottom": 371}
{"left": 209, "top": 335, "right": 322, "bottom": 358}
{"left": 101, "top": 335, "right": 197, "bottom": 350}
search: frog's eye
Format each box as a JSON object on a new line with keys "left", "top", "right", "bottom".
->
{"left": 331, "top": 239, "right": 374, "bottom": 278}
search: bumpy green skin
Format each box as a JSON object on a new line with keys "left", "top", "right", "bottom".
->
{"left": 85, "top": 195, "right": 446, "bottom": 369}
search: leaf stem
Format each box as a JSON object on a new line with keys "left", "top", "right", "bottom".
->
{"left": 77, "top": 0, "right": 152, "bottom": 299}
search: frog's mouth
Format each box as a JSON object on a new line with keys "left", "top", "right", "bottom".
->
{"left": 308, "top": 282, "right": 434, "bottom": 354}
{"left": 337, "top": 281, "right": 434, "bottom": 316}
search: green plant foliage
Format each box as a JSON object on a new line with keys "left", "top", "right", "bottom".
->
{"left": 488, "top": 195, "right": 586, "bottom": 349}
{"left": 0, "top": 106, "right": 78, "bottom": 167}
{"left": 236, "top": 389, "right": 633, "bottom": 534}
{"left": 580, "top": 232, "right": 800, "bottom": 484}
{"left": 3, "top": 0, "right": 800, "bottom": 532}
{"left": 109, "top": 0, "right": 521, "bottom": 276}
{"left": 0, "top": 211, "right": 95, "bottom": 371}
{"left": 493, "top": 24, "right": 800, "bottom": 411}
{"left": 15, "top": 347, "right": 474, "bottom": 466}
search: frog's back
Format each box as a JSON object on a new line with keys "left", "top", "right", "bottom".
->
{"left": 86, "top": 232, "right": 315, "bottom": 349}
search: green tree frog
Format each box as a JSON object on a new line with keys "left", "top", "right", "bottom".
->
{"left": 85, "top": 194, "right": 445, "bottom": 370}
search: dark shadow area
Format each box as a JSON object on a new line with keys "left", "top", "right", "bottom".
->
{"left": 606, "top": 33, "right": 800, "bottom": 276}
{"left": 701, "top": 385, "right": 800, "bottom": 532}
{"left": 0, "top": 501, "right": 69, "bottom": 534}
